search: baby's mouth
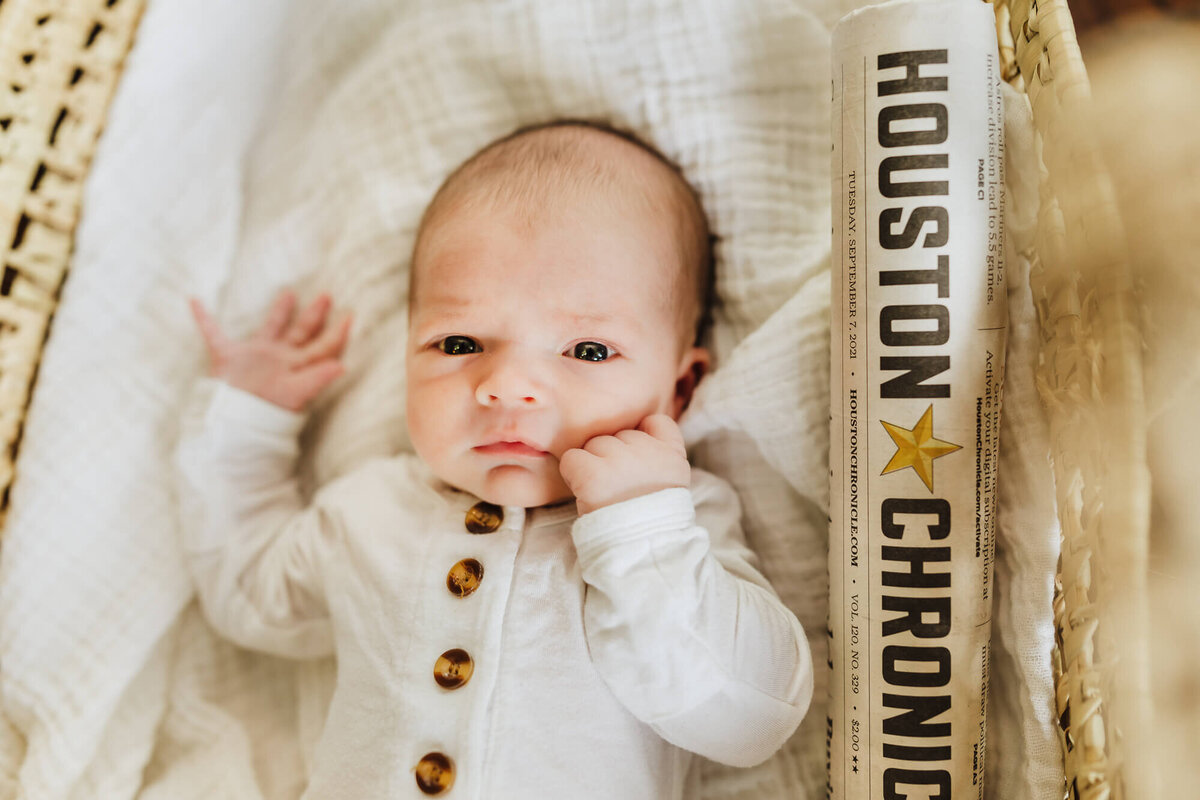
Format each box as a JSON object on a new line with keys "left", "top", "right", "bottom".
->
{"left": 473, "top": 441, "right": 550, "bottom": 458}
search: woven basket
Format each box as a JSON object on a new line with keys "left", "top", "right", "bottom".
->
{"left": 0, "top": 0, "right": 146, "bottom": 522}
{"left": 0, "top": 1, "right": 1153, "bottom": 798}
{"left": 997, "top": 2, "right": 1154, "bottom": 798}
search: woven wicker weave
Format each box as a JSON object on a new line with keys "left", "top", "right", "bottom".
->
{"left": 0, "top": 1, "right": 1149, "bottom": 798}
{"left": 997, "top": 1, "right": 1154, "bottom": 799}
{"left": 0, "top": 0, "right": 146, "bottom": 527}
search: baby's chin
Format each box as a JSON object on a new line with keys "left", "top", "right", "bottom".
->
{"left": 459, "top": 464, "right": 576, "bottom": 510}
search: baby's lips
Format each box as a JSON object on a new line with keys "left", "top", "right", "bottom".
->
{"left": 473, "top": 441, "right": 549, "bottom": 459}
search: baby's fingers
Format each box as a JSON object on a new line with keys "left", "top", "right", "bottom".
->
{"left": 188, "top": 297, "right": 230, "bottom": 355}
{"left": 637, "top": 414, "right": 686, "bottom": 454}
{"left": 281, "top": 359, "right": 346, "bottom": 411}
{"left": 285, "top": 292, "right": 332, "bottom": 345}
{"left": 259, "top": 288, "right": 297, "bottom": 340}
{"left": 557, "top": 447, "right": 599, "bottom": 486}
{"left": 294, "top": 310, "right": 354, "bottom": 367}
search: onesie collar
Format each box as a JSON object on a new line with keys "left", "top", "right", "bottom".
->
{"left": 404, "top": 453, "right": 576, "bottom": 530}
{"left": 527, "top": 499, "right": 579, "bottom": 528}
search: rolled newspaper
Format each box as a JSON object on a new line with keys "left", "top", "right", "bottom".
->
{"left": 827, "top": 1, "right": 1006, "bottom": 798}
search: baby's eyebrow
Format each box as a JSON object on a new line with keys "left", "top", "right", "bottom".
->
{"left": 421, "top": 303, "right": 624, "bottom": 327}
{"left": 422, "top": 303, "right": 619, "bottom": 321}
{"left": 415, "top": 303, "right": 473, "bottom": 321}
{"left": 563, "top": 310, "right": 618, "bottom": 324}
{"left": 558, "top": 310, "right": 642, "bottom": 335}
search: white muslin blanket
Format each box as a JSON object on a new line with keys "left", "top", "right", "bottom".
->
{"left": 0, "top": 1, "right": 1061, "bottom": 798}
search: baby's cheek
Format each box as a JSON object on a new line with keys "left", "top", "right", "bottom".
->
{"left": 405, "top": 386, "right": 448, "bottom": 457}
{"left": 556, "top": 378, "right": 659, "bottom": 445}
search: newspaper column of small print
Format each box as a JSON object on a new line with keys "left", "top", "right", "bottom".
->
{"left": 828, "top": 2, "right": 1006, "bottom": 798}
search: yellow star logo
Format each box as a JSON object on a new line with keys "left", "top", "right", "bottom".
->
{"left": 880, "top": 404, "right": 961, "bottom": 492}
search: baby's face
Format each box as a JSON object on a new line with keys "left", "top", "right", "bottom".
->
{"left": 406, "top": 193, "right": 708, "bottom": 509}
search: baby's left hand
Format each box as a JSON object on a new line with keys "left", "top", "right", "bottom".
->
{"left": 559, "top": 414, "right": 691, "bottom": 516}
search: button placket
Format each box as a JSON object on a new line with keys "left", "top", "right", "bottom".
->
{"left": 420, "top": 501, "right": 519, "bottom": 796}
{"left": 417, "top": 501, "right": 502, "bottom": 795}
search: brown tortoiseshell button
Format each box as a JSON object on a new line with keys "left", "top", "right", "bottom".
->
{"left": 446, "top": 558, "right": 484, "bottom": 598}
{"left": 433, "top": 648, "right": 474, "bottom": 689}
{"left": 464, "top": 501, "right": 503, "bottom": 534}
{"left": 415, "top": 751, "right": 454, "bottom": 795}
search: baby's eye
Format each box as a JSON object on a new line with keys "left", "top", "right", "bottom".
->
{"left": 437, "top": 335, "right": 480, "bottom": 355}
{"left": 569, "top": 341, "right": 612, "bottom": 362}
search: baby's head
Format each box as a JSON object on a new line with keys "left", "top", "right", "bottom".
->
{"left": 405, "top": 120, "right": 714, "bottom": 508}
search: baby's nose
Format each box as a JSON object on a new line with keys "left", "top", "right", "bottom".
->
{"left": 475, "top": 355, "right": 542, "bottom": 408}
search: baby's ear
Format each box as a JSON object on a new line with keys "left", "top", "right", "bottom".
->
{"left": 672, "top": 347, "right": 710, "bottom": 417}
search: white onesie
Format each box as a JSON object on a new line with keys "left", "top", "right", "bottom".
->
{"left": 175, "top": 379, "right": 814, "bottom": 799}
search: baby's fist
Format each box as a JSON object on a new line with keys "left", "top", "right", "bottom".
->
{"left": 559, "top": 414, "right": 690, "bottom": 516}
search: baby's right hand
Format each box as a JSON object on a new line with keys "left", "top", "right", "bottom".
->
{"left": 188, "top": 288, "right": 353, "bottom": 413}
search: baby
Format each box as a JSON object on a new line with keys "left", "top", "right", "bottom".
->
{"left": 179, "top": 120, "right": 813, "bottom": 799}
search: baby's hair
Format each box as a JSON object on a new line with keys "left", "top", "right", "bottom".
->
{"left": 409, "top": 118, "right": 717, "bottom": 350}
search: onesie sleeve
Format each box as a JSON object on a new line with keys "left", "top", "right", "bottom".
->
{"left": 571, "top": 469, "right": 814, "bottom": 768}
{"left": 174, "top": 379, "right": 352, "bottom": 659}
